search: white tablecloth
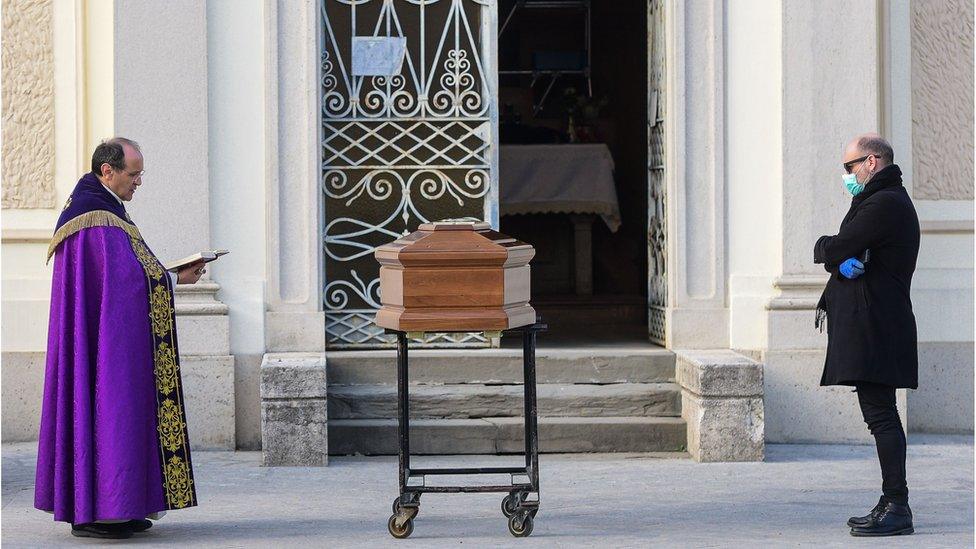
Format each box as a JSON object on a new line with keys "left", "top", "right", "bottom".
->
{"left": 499, "top": 144, "right": 621, "bottom": 232}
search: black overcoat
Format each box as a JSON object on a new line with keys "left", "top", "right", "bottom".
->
{"left": 813, "top": 164, "right": 920, "bottom": 389}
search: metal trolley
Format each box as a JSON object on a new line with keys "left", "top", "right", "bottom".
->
{"left": 386, "top": 321, "right": 547, "bottom": 539}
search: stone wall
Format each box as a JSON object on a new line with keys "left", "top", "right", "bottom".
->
{"left": 909, "top": 342, "right": 975, "bottom": 434}
{"left": 0, "top": 352, "right": 45, "bottom": 441}
{"left": 1, "top": 0, "right": 56, "bottom": 209}
{"left": 910, "top": 0, "right": 974, "bottom": 200}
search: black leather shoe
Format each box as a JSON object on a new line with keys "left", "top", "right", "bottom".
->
{"left": 847, "top": 496, "right": 886, "bottom": 527}
{"left": 850, "top": 501, "right": 914, "bottom": 537}
{"left": 124, "top": 519, "right": 153, "bottom": 532}
{"left": 71, "top": 523, "right": 133, "bottom": 539}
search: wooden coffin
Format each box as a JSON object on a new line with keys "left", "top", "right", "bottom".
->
{"left": 374, "top": 220, "right": 536, "bottom": 332}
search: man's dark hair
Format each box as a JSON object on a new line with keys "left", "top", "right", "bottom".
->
{"left": 857, "top": 135, "right": 894, "bottom": 165}
{"left": 90, "top": 137, "right": 140, "bottom": 176}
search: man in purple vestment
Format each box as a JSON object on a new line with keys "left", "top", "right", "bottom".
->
{"left": 35, "top": 138, "right": 206, "bottom": 539}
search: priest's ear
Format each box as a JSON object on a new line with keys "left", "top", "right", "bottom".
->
{"left": 99, "top": 163, "right": 115, "bottom": 179}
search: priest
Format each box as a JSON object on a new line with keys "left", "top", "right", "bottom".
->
{"left": 34, "top": 138, "right": 206, "bottom": 539}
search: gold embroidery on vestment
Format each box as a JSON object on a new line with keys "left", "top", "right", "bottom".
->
{"left": 164, "top": 456, "right": 194, "bottom": 508}
{"left": 127, "top": 234, "right": 196, "bottom": 510}
{"left": 150, "top": 286, "right": 173, "bottom": 337}
{"left": 133, "top": 240, "right": 164, "bottom": 281}
{"left": 158, "top": 399, "right": 186, "bottom": 452}
{"left": 154, "top": 343, "right": 178, "bottom": 395}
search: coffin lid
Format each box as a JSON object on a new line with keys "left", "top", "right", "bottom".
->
{"left": 417, "top": 219, "right": 492, "bottom": 231}
{"left": 374, "top": 218, "right": 534, "bottom": 267}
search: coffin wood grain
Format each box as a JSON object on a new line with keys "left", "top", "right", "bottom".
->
{"left": 374, "top": 221, "right": 535, "bottom": 332}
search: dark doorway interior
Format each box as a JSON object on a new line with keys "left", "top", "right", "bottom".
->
{"left": 497, "top": 0, "right": 648, "bottom": 343}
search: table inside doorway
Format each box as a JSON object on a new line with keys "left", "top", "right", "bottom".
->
{"left": 499, "top": 144, "right": 621, "bottom": 295}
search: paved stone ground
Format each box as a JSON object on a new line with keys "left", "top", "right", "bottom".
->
{"left": 2, "top": 435, "right": 972, "bottom": 548}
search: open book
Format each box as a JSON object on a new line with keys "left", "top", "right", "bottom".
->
{"left": 163, "top": 249, "right": 230, "bottom": 273}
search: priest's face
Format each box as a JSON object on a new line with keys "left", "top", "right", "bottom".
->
{"left": 105, "top": 145, "right": 144, "bottom": 201}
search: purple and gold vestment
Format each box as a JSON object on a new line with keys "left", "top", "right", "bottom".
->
{"left": 34, "top": 173, "right": 197, "bottom": 524}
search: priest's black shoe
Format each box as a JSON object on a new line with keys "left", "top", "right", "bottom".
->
{"left": 850, "top": 501, "right": 914, "bottom": 537}
{"left": 847, "top": 496, "right": 887, "bottom": 527}
{"left": 124, "top": 519, "right": 153, "bottom": 532}
{"left": 70, "top": 523, "right": 133, "bottom": 539}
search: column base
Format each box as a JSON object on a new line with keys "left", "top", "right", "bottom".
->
{"left": 676, "top": 349, "right": 764, "bottom": 462}
{"left": 667, "top": 307, "right": 730, "bottom": 349}
{"left": 261, "top": 352, "right": 329, "bottom": 466}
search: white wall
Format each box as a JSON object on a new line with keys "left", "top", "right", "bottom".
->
{"left": 114, "top": 0, "right": 210, "bottom": 259}
{"left": 885, "top": 0, "right": 974, "bottom": 434}
{"left": 723, "top": 0, "right": 914, "bottom": 443}
{"left": 207, "top": 0, "right": 269, "bottom": 449}
{"left": 3, "top": 0, "right": 970, "bottom": 447}
{"left": 722, "top": 0, "right": 974, "bottom": 440}
{"left": 726, "top": 0, "right": 783, "bottom": 352}
{"left": 1, "top": 0, "right": 89, "bottom": 441}
{"left": 110, "top": 0, "right": 239, "bottom": 449}
{"left": 207, "top": 0, "right": 267, "bottom": 357}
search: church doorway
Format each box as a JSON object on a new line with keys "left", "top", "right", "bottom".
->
{"left": 496, "top": 0, "right": 665, "bottom": 345}
{"left": 318, "top": 0, "right": 667, "bottom": 349}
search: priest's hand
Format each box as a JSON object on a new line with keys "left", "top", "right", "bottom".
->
{"left": 177, "top": 260, "right": 207, "bottom": 285}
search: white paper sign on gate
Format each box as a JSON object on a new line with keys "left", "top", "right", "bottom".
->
{"left": 352, "top": 36, "right": 407, "bottom": 76}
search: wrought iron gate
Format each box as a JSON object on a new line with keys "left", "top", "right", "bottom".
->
{"left": 321, "top": 0, "right": 497, "bottom": 348}
{"left": 647, "top": 0, "right": 667, "bottom": 345}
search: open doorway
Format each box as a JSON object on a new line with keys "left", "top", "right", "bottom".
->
{"left": 497, "top": 0, "right": 649, "bottom": 344}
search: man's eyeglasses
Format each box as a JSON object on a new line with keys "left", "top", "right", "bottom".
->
{"left": 843, "top": 154, "right": 875, "bottom": 174}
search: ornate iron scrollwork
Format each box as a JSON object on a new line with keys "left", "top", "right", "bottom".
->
{"left": 321, "top": 0, "right": 495, "bottom": 347}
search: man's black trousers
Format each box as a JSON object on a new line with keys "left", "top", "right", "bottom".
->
{"left": 855, "top": 382, "right": 908, "bottom": 504}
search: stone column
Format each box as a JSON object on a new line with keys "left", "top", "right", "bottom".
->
{"left": 263, "top": 0, "right": 325, "bottom": 352}
{"left": 260, "top": 0, "right": 329, "bottom": 464}
{"left": 664, "top": 0, "right": 729, "bottom": 349}
{"left": 114, "top": 0, "right": 235, "bottom": 449}
{"left": 763, "top": 0, "right": 906, "bottom": 443}
{"left": 175, "top": 283, "right": 235, "bottom": 450}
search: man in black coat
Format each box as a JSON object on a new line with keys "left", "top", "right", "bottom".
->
{"left": 814, "top": 133, "right": 920, "bottom": 537}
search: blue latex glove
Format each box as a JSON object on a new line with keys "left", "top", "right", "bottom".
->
{"left": 839, "top": 257, "right": 865, "bottom": 279}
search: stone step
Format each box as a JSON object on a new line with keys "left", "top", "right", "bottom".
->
{"left": 328, "top": 417, "right": 687, "bottom": 455}
{"left": 328, "top": 382, "right": 682, "bottom": 419}
{"left": 326, "top": 346, "right": 676, "bottom": 385}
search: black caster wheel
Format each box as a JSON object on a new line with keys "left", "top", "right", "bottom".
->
{"left": 388, "top": 514, "right": 415, "bottom": 539}
{"left": 501, "top": 494, "right": 518, "bottom": 518}
{"left": 508, "top": 512, "right": 534, "bottom": 537}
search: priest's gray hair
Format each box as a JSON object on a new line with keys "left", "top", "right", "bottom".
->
{"left": 91, "top": 137, "right": 141, "bottom": 175}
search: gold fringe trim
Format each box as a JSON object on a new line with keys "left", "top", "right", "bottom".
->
{"left": 46, "top": 210, "right": 142, "bottom": 263}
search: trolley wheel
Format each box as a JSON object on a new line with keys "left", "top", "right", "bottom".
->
{"left": 388, "top": 514, "right": 415, "bottom": 539}
{"left": 508, "top": 512, "right": 534, "bottom": 537}
{"left": 501, "top": 494, "right": 518, "bottom": 518}
{"left": 392, "top": 497, "right": 419, "bottom": 517}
